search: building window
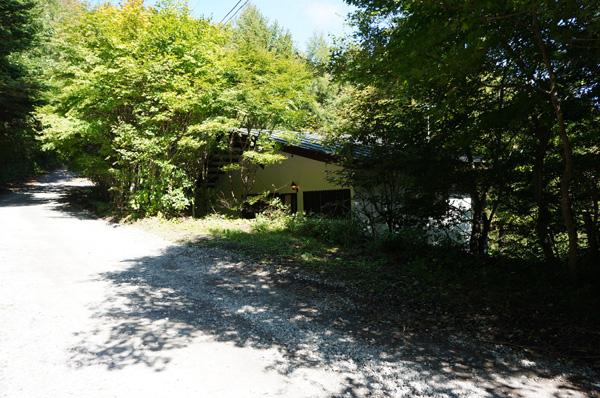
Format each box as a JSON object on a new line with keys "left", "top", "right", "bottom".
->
{"left": 303, "top": 189, "right": 351, "bottom": 217}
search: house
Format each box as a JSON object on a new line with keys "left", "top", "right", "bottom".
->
{"left": 212, "top": 130, "right": 353, "bottom": 216}
{"left": 211, "top": 129, "right": 471, "bottom": 245}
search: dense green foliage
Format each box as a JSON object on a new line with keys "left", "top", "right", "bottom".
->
{"left": 0, "top": 0, "right": 49, "bottom": 185}
{"left": 39, "top": 1, "right": 319, "bottom": 216}
{"left": 334, "top": 0, "right": 600, "bottom": 270}
{"left": 3, "top": 0, "right": 598, "bottom": 272}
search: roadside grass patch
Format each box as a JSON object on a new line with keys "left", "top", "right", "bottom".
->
{"left": 135, "top": 214, "right": 253, "bottom": 242}
{"left": 135, "top": 213, "right": 388, "bottom": 280}
{"left": 205, "top": 214, "right": 382, "bottom": 278}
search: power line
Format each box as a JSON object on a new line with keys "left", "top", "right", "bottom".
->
{"left": 219, "top": 0, "right": 244, "bottom": 24}
{"left": 223, "top": 0, "right": 250, "bottom": 25}
{"left": 222, "top": 0, "right": 250, "bottom": 25}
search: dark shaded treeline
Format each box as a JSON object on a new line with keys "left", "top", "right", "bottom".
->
{"left": 0, "top": 0, "right": 52, "bottom": 185}
{"left": 334, "top": 0, "right": 600, "bottom": 271}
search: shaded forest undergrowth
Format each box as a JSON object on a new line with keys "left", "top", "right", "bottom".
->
{"left": 203, "top": 228, "right": 600, "bottom": 372}
{"left": 60, "top": 186, "right": 600, "bottom": 372}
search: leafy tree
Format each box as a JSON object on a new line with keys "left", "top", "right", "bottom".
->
{"left": 306, "top": 32, "right": 331, "bottom": 67}
{"left": 39, "top": 1, "right": 322, "bottom": 217}
{"left": 337, "top": 0, "right": 600, "bottom": 269}
{"left": 222, "top": 5, "right": 314, "bottom": 132}
{"left": 40, "top": 0, "right": 229, "bottom": 215}
{"left": 215, "top": 5, "right": 317, "bottom": 210}
{"left": 0, "top": 0, "right": 46, "bottom": 184}
{"left": 231, "top": 4, "right": 293, "bottom": 56}
{"left": 0, "top": 0, "right": 39, "bottom": 121}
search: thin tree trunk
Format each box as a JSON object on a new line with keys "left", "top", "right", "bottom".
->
{"left": 532, "top": 15, "right": 579, "bottom": 271}
{"left": 583, "top": 212, "right": 598, "bottom": 259}
{"left": 583, "top": 191, "right": 599, "bottom": 261}
{"left": 532, "top": 122, "right": 555, "bottom": 262}
{"left": 549, "top": 92, "right": 579, "bottom": 271}
{"left": 479, "top": 212, "right": 491, "bottom": 255}
{"left": 469, "top": 189, "right": 485, "bottom": 255}
{"left": 479, "top": 201, "right": 498, "bottom": 255}
{"left": 467, "top": 150, "right": 486, "bottom": 256}
{"left": 497, "top": 221, "right": 506, "bottom": 254}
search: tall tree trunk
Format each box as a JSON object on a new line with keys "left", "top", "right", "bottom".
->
{"left": 479, "top": 205, "right": 495, "bottom": 255}
{"left": 583, "top": 191, "right": 599, "bottom": 261}
{"left": 533, "top": 15, "right": 579, "bottom": 271}
{"left": 549, "top": 92, "right": 578, "bottom": 271}
{"left": 469, "top": 189, "right": 487, "bottom": 255}
{"left": 467, "top": 150, "right": 489, "bottom": 256}
{"left": 532, "top": 122, "right": 555, "bottom": 262}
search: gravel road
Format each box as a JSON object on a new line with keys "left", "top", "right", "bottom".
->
{"left": 1, "top": 171, "right": 598, "bottom": 398}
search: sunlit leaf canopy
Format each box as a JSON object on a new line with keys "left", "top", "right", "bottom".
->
{"left": 38, "top": 0, "right": 330, "bottom": 216}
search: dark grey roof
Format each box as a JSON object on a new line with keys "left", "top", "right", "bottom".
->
{"left": 271, "top": 130, "right": 337, "bottom": 155}
{"left": 237, "top": 128, "right": 337, "bottom": 155}
{"left": 236, "top": 128, "right": 370, "bottom": 158}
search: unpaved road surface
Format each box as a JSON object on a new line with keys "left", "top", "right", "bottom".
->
{"left": 1, "top": 171, "right": 598, "bottom": 397}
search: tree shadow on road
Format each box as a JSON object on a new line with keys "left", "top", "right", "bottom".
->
{"left": 3, "top": 171, "right": 598, "bottom": 396}
{"left": 0, "top": 169, "right": 103, "bottom": 220}
{"left": 68, "top": 242, "right": 600, "bottom": 397}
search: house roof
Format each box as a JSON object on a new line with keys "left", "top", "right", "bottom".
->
{"left": 236, "top": 128, "right": 338, "bottom": 161}
{"left": 270, "top": 130, "right": 337, "bottom": 155}
{"left": 236, "top": 128, "right": 369, "bottom": 161}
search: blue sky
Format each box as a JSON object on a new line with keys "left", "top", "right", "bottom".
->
{"left": 89, "top": 1, "right": 355, "bottom": 49}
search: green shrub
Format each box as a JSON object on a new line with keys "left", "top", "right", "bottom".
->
{"left": 374, "top": 228, "right": 429, "bottom": 255}
{"left": 252, "top": 197, "right": 294, "bottom": 232}
{"left": 286, "top": 214, "right": 367, "bottom": 247}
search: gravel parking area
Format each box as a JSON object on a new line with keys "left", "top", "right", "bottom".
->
{"left": 1, "top": 171, "right": 598, "bottom": 397}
